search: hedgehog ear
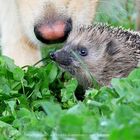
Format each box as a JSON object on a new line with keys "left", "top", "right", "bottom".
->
{"left": 105, "top": 40, "right": 118, "bottom": 56}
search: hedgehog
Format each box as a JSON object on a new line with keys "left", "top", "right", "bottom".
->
{"left": 50, "top": 24, "right": 140, "bottom": 89}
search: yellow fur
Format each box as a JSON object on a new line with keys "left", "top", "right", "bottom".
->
{"left": 0, "top": 0, "right": 98, "bottom": 66}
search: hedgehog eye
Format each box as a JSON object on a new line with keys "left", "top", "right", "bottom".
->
{"left": 78, "top": 47, "right": 88, "bottom": 56}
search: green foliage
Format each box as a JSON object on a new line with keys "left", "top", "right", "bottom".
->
{"left": 95, "top": 0, "right": 136, "bottom": 29}
{"left": 0, "top": 55, "right": 140, "bottom": 140}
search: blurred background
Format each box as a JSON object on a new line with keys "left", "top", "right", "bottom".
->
{"left": 95, "top": 0, "right": 136, "bottom": 29}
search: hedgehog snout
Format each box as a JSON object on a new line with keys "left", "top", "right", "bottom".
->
{"left": 50, "top": 50, "right": 72, "bottom": 66}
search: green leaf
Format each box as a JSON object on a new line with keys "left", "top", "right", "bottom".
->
{"left": 128, "top": 68, "right": 140, "bottom": 80}
{"left": 41, "top": 101, "right": 62, "bottom": 117}
{"left": 46, "top": 63, "right": 58, "bottom": 83}
{"left": 61, "top": 78, "right": 78, "bottom": 102}
{"left": 13, "top": 67, "right": 24, "bottom": 81}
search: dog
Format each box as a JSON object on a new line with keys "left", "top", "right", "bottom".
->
{"left": 0, "top": 0, "right": 99, "bottom": 66}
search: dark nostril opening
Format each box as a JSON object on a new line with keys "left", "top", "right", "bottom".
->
{"left": 34, "top": 25, "right": 46, "bottom": 43}
{"left": 50, "top": 52, "right": 56, "bottom": 60}
{"left": 64, "top": 18, "right": 72, "bottom": 36}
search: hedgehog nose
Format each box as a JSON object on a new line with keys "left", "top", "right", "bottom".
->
{"left": 50, "top": 52, "right": 56, "bottom": 60}
{"left": 50, "top": 51, "right": 72, "bottom": 66}
{"left": 34, "top": 18, "right": 72, "bottom": 44}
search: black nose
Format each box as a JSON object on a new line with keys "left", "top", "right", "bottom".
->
{"left": 50, "top": 51, "right": 72, "bottom": 66}
{"left": 50, "top": 52, "right": 56, "bottom": 60}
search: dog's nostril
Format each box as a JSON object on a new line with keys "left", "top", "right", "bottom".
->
{"left": 50, "top": 52, "right": 56, "bottom": 60}
{"left": 34, "top": 25, "right": 45, "bottom": 44}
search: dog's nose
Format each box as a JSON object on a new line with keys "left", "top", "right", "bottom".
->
{"left": 34, "top": 19, "right": 72, "bottom": 44}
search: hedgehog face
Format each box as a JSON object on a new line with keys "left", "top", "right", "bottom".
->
{"left": 50, "top": 45, "right": 93, "bottom": 88}
{"left": 50, "top": 26, "right": 138, "bottom": 88}
{"left": 51, "top": 39, "right": 120, "bottom": 87}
